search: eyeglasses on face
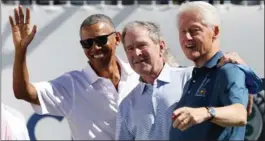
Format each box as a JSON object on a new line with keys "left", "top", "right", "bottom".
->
{"left": 80, "top": 32, "right": 116, "bottom": 49}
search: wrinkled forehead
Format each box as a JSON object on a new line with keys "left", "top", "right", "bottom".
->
{"left": 80, "top": 22, "right": 114, "bottom": 40}
{"left": 124, "top": 27, "right": 150, "bottom": 43}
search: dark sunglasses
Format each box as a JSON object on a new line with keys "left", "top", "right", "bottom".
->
{"left": 80, "top": 32, "right": 116, "bottom": 49}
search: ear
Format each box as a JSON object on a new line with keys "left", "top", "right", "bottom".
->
{"left": 115, "top": 32, "right": 121, "bottom": 46}
{"left": 159, "top": 40, "right": 166, "bottom": 57}
{"left": 212, "top": 25, "right": 219, "bottom": 40}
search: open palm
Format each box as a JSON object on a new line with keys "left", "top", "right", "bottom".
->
{"left": 9, "top": 5, "right": 37, "bottom": 50}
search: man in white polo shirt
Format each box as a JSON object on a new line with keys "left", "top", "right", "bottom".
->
{"left": 1, "top": 103, "right": 30, "bottom": 140}
{"left": 9, "top": 5, "right": 139, "bottom": 140}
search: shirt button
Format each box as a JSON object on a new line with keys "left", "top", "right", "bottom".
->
{"left": 192, "top": 80, "right": 196, "bottom": 83}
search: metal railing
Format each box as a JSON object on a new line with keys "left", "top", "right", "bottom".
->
{"left": 1, "top": 0, "right": 264, "bottom": 6}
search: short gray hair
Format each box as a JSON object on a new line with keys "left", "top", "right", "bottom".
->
{"left": 80, "top": 14, "right": 115, "bottom": 30}
{"left": 176, "top": 1, "right": 221, "bottom": 28}
{"left": 122, "top": 21, "right": 178, "bottom": 65}
{"left": 121, "top": 21, "right": 162, "bottom": 45}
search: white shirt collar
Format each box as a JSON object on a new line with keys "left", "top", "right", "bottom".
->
{"left": 83, "top": 56, "right": 134, "bottom": 85}
{"left": 139, "top": 63, "right": 172, "bottom": 84}
{"left": 156, "top": 63, "right": 172, "bottom": 83}
{"left": 139, "top": 63, "right": 172, "bottom": 95}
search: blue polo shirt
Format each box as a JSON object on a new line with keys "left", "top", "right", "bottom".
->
{"left": 170, "top": 51, "right": 249, "bottom": 141}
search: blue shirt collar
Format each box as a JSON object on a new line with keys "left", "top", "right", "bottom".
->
{"left": 203, "top": 51, "right": 223, "bottom": 68}
{"left": 192, "top": 51, "right": 223, "bottom": 78}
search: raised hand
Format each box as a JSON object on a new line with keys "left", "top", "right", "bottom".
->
{"left": 9, "top": 5, "right": 37, "bottom": 50}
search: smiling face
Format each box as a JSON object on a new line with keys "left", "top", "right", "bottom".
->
{"left": 123, "top": 26, "right": 165, "bottom": 76}
{"left": 80, "top": 22, "right": 120, "bottom": 68}
{"left": 178, "top": 10, "right": 218, "bottom": 64}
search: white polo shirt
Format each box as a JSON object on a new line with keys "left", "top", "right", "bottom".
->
{"left": 1, "top": 103, "right": 30, "bottom": 140}
{"left": 31, "top": 57, "right": 139, "bottom": 140}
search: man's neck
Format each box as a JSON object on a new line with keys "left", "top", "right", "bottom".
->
{"left": 195, "top": 46, "right": 219, "bottom": 68}
{"left": 90, "top": 57, "right": 121, "bottom": 88}
{"left": 141, "top": 62, "right": 165, "bottom": 84}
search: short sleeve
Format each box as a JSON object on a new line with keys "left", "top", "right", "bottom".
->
{"left": 31, "top": 73, "right": 75, "bottom": 117}
{"left": 218, "top": 64, "right": 249, "bottom": 107}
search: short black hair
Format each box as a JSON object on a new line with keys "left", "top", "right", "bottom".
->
{"left": 80, "top": 14, "right": 115, "bottom": 30}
